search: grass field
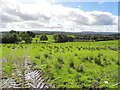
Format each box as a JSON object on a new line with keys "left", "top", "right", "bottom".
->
{"left": 1, "top": 40, "right": 119, "bottom": 88}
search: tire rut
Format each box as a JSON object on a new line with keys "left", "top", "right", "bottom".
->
{"left": 1, "top": 58, "right": 50, "bottom": 89}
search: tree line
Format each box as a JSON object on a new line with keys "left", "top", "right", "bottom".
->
{"left": 1, "top": 30, "right": 74, "bottom": 44}
{"left": 74, "top": 34, "right": 120, "bottom": 41}
{"left": 0, "top": 30, "right": 120, "bottom": 44}
{"left": 1, "top": 30, "right": 35, "bottom": 44}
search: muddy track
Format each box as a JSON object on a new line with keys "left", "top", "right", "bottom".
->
{"left": 24, "top": 60, "right": 50, "bottom": 89}
{"left": 1, "top": 58, "right": 50, "bottom": 89}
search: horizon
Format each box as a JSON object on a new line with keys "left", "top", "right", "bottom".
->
{"left": 0, "top": 29, "right": 118, "bottom": 33}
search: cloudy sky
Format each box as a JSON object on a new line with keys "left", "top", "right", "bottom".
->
{"left": 0, "top": 0, "right": 118, "bottom": 32}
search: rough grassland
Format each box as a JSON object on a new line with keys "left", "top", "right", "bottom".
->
{"left": 1, "top": 40, "right": 119, "bottom": 88}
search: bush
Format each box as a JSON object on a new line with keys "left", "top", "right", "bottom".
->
{"left": 26, "top": 31, "right": 35, "bottom": 38}
{"left": 53, "top": 34, "right": 73, "bottom": 43}
{"left": 24, "top": 37, "right": 32, "bottom": 43}
{"left": 2, "top": 33, "right": 19, "bottom": 43}
{"left": 40, "top": 34, "right": 48, "bottom": 41}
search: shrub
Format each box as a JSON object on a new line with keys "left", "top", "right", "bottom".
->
{"left": 40, "top": 34, "right": 48, "bottom": 41}
{"left": 24, "top": 37, "right": 32, "bottom": 43}
{"left": 26, "top": 31, "right": 35, "bottom": 38}
{"left": 2, "top": 33, "right": 19, "bottom": 43}
{"left": 53, "top": 34, "right": 73, "bottom": 43}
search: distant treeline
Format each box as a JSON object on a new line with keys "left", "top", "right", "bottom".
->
{"left": 74, "top": 34, "right": 120, "bottom": 41}
{"left": 0, "top": 30, "right": 120, "bottom": 44}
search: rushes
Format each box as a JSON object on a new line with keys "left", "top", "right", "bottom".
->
{"left": 35, "top": 55, "right": 40, "bottom": 59}
{"left": 57, "top": 56, "right": 64, "bottom": 64}
{"left": 1, "top": 40, "right": 119, "bottom": 88}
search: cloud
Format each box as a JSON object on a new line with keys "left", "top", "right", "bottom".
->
{"left": 87, "top": 11, "right": 117, "bottom": 25}
{"left": 0, "top": 0, "right": 118, "bottom": 32}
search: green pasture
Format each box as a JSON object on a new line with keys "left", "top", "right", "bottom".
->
{"left": 1, "top": 40, "right": 119, "bottom": 88}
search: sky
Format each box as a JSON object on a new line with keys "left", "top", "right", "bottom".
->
{"left": 0, "top": 0, "right": 118, "bottom": 32}
{"left": 56, "top": 2, "right": 118, "bottom": 15}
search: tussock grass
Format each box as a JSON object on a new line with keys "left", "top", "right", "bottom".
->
{"left": 1, "top": 40, "right": 119, "bottom": 88}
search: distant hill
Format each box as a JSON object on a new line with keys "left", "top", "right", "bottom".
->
{"left": 1, "top": 30, "right": 119, "bottom": 35}
{"left": 30, "top": 31, "right": 119, "bottom": 35}
{"left": 77, "top": 31, "right": 118, "bottom": 35}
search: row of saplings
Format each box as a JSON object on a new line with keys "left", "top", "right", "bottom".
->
{"left": 1, "top": 30, "right": 74, "bottom": 44}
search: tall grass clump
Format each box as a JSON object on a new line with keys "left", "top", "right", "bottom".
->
{"left": 57, "top": 56, "right": 64, "bottom": 64}
{"left": 44, "top": 53, "right": 49, "bottom": 58}
{"left": 69, "top": 61, "right": 74, "bottom": 69}
{"left": 76, "top": 64, "right": 85, "bottom": 73}
{"left": 35, "top": 54, "right": 40, "bottom": 59}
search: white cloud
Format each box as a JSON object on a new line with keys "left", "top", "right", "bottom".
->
{"left": 87, "top": 11, "right": 117, "bottom": 25}
{"left": 0, "top": 0, "right": 118, "bottom": 32}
